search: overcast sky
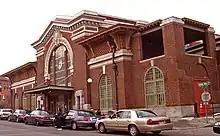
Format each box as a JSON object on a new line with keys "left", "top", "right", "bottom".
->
{"left": 0, "top": 0, "right": 219, "bottom": 75}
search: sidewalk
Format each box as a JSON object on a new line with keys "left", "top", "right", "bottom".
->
{"left": 171, "top": 116, "right": 219, "bottom": 130}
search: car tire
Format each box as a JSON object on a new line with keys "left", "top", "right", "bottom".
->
{"left": 8, "top": 117, "right": 11, "bottom": 122}
{"left": 98, "top": 123, "right": 107, "bottom": 133}
{"left": 71, "top": 122, "right": 78, "bottom": 130}
{"left": 24, "top": 119, "right": 28, "bottom": 125}
{"left": 129, "top": 125, "right": 140, "bottom": 136}
{"left": 152, "top": 131, "right": 161, "bottom": 135}
{"left": 35, "top": 120, "right": 40, "bottom": 126}
{"left": 16, "top": 118, "right": 19, "bottom": 123}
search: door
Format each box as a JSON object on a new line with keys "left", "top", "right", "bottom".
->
{"left": 194, "top": 79, "right": 212, "bottom": 117}
{"left": 105, "top": 111, "right": 123, "bottom": 130}
{"left": 65, "top": 111, "right": 75, "bottom": 127}
{"left": 117, "top": 111, "right": 131, "bottom": 131}
{"left": 77, "top": 96, "right": 80, "bottom": 109}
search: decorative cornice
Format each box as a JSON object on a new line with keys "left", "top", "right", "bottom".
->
{"left": 160, "top": 16, "right": 184, "bottom": 26}
{"left": 88, "top": 49, "right": 133, "bottom": 66}
{"left": 208, "top": 27, "right": 215, "bottom": 33}
{"left": 11, "top": 77, "right": 36, "bottom": 87}
{"left": 182, "top": 17, "right": 210, "bottom": 29}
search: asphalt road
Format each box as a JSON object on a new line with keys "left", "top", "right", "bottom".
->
{"left": 0, "top": 120, "right": 218, "bottom": 136}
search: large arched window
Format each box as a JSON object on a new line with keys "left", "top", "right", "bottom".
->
{"left": 49, "top": 45, "right": 72, "bottom": 86}
{"left": 144, "top": 67, "right": 165, "bottom": 107}
{"left": 99, "top": 75, "right": 113, "bottom": 110}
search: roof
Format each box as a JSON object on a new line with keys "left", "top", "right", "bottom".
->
{"left": 77, "top": 24, "right": 137, "bottom": 45}
{"left": 31, "top": 10, "right": 142, "bottom": 48}
{"left": 1, "top": 62, "right": 37, "bottom": 77}
{"left": 24, "top": 85, "right": 74, "bottom": 94}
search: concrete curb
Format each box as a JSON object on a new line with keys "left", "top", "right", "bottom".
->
{"left": 173, "top": 124, "right": 214, "bottom": 130}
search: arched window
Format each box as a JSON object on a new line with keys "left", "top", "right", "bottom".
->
{"left": 99, "top": 75, "right": 113, "bottom": 110}
{"left": 144, "top": 67, "right": 165, "bottom": 107}
{"left": 49, "top": 45, "right": 72, "bottom": 86}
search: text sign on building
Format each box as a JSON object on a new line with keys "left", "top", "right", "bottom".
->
{"left": 201, "top": 91, "right": 211, "bottom": 102}
{"left": 198, "top": 81, "right": 210, "bottom": 88}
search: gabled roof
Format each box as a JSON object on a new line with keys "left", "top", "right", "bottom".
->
{"left": 31, "top": 10, "right": 144, "bottom": 48}
{"left": 1, "top": 62, "right": 37, "bottom": 77}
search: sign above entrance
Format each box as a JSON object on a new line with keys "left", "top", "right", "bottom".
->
{"left": 198, "top": 81, "right": 210, "bottom": 88}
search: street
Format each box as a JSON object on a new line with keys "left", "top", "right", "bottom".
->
{"left": 0, "top": 120, "right": 218, "bottom": 136}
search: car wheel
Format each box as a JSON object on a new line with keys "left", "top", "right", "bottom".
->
{"left": 71, "top": 122, "right": 78, "bottom": 130}
{"left": 24, "top": 119, "right": 28, "bottom": 125}
{"left": 129, "top": 125, "right": 140, "bottom": 136}
{"left": 152, "top": 131, "right": 161, "bottom": 135}
{"left": 16, "top": 118, "right": 19, "bottom": 123}
{"left": 8, "top": 117, "right": 11, "bottom": 122}
{"left": 98, "top": 123, "right": 106, "bottom": 133}
{"left": 36, "top": 120, "right": 40, "bottom": 126}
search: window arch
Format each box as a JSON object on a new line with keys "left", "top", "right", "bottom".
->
{"left": 144, "top": 67, "right": 165, "bottom": 107}
{"left": 99, "top": 75, "right": 113, "bottom": 110}
{"left": 49, "top": 45, "right": 72, "bottom": 86}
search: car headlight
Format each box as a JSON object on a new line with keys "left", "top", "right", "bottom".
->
{"left": 215, "top": 122, "right": 220, "bottom": 126}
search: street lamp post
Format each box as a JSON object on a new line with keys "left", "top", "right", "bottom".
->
{"left": 111, "top": 44, "right": 119, "bottom": 111}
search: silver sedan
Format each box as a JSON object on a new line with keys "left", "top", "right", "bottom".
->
{"left": 95, "top": 109, "right": 173, "bottom": 136}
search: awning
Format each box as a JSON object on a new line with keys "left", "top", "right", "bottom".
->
{"left": 24, "top": 85, "right": 74, "bottom": 94}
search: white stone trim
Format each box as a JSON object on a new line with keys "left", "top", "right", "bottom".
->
{"left": 75, "top": 90, "right": 84, "bottom": 109}
{"left": 88, "top": 49, "right": 133, "bottom": 65}
{"left": 160, "top": 16, "right": 184, "bottom": 26}
{"left": 139, "top": 55, "right": 165, "bottom": 64}
{"left": 11, "top": 77, "right": 36, "bottom": 87}
{"left": 36, "top": 52, "right": 44, "bottom": 57}
{"left": 11, "top": 81, "right": 35, "bottom": 90}
{"left": 71, "top": 31, "right": 94, "bottom": 41}
{"left": 44, "top": 35, "right": 74, "bottom": 79}
{"left": 89, "top": 56, "right": 132, "bottom": 69}
{"left": 185, "top": 53, "right": 212, "bottom": 59}
{"left": 208, "top": 27, "right": 215, "bottom": 33}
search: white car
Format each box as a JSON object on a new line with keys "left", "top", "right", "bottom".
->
{"left": 0, "top": 109, "right": 13, "bottom": 120}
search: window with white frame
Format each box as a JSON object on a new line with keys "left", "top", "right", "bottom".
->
{"left": 144, "top": 67, "right": 165, "bottom": 107}
{"left": 49, "top": 45, "right": 72, "bottom": 86}
{"left": 99, "top": 75, "right": 113, "bottom": 110}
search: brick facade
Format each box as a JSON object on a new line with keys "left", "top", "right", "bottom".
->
{"left": 1, "top": 10, "right": 220, "bottom": 117}
{"left": 0, "top": 77, "right": 11, "bottom": 108}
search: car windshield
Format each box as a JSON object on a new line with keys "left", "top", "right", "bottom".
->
{"left": 19, "top": 110, "right": 26, "bottom": 114}
{"left": 3, "top": 109, "right": 12, "bottom": 113}
{"left": 78, "top": 111, "right": 95, "bottom": 117}
{"left": 136, "top": 110, "right": 157, "bottom": 118}
{"left": 40, "top": 111, "right": 49, "bottom": 116}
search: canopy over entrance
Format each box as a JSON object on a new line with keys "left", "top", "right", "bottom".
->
{"left": 24, "top": 85, "right": 74, "bottom": 94}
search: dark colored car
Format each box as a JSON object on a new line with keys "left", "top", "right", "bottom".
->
{"left": 8, "top": 109, "right": 31, "bottom": 123}
{"left": 54, "top": 109, "right": 98, "bottom": 130}
{"left": 213, "top": 122, "right": 220, "bottom": 134}
{"left": 24, "top": 110, "right": 53, "bottom": 126}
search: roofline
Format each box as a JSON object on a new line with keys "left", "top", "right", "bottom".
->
{"left": 31, "top": 10, "right": 141, "bottom": 48}
{"left": 77, "top": 24, "right": 137, "bottom": 45}
{"left": 1, "top": 62, "right": 37, "bottom": 77}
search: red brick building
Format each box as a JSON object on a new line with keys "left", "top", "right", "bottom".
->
{"left": 2, "top": 62, "right": 37, "bottom": 110}
{"left": 2, "top": 10, "right": 220, "bottom": 117}
{"left": 0, "top": 76, "right": 11, "bottom": 108}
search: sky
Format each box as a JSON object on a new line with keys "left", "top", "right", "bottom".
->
{"left": 0, "top": 0, "right": 219, "bottom": 75}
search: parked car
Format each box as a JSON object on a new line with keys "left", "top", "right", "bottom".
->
{"left": 24, "top": 110, "right": 53, "bottom": 126}
{"left": 95, "top": 109, "right": 173, "bottom": 136}
{"left": 8, "top": 109, "right": 31, "bottom": 122}
{"left": 54, "top": 109, "right": 98, "bottom": 130}
{"left": 213, "top": 121, "right": 220, "bottom": 134}
{"left": 0, "top": 109, "right": 13, "bottom": 120}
